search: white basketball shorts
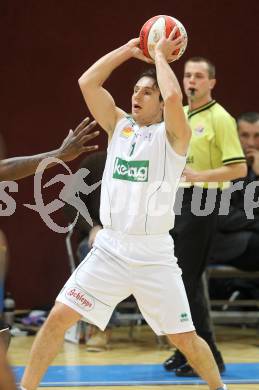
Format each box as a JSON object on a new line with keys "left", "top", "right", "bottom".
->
{"left": 56, "top": 228, "right": 195, "bottom": 335}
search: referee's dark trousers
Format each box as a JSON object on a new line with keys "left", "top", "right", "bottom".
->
{"left": 171, "top": 186, "right": 221, "bottom": 353}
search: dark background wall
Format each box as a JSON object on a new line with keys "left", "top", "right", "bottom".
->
{"left": 1, "top": 0, "right": 258, "bottom": 308}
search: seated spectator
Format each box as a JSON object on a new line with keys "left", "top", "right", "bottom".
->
{"left": 210, "top": 112, "right": 259, "bottom": 271}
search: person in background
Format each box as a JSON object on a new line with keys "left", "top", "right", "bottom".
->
{"left": 164, "top": 57, "right": 247, "bottom": 377}
{"left": 210, "top": 112, "right": 259, "bottom": 271}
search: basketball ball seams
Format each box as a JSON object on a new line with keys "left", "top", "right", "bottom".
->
{"left": 140, "top": 16, "right": 159, "bottom": 58}
{"left": 166, "top": 16, "right": 180, "bottom": 56}
{"left": 165, "top": 15, "right": 174, "bottom": 38}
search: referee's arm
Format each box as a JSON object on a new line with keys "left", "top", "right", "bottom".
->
{"left": 183, "top": 162, "right": 247, "bottom": 182}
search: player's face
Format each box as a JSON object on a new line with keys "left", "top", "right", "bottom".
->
{"left": 131, "top": 77, "right": 164, "bottom": 126}
{"left": 238, "top": 120, "right": 259, "bottom": 153}
{"left": 183, "top": 61, "right": 216, "bottom": 103}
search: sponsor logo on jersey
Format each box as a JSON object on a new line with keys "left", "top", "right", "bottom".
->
{"left": 113, "top": 157, "right": 149, "bottom": 182}
{"left": 120, "top": 126, "right": 134, "bottom": 138}
{"left": 65, "top": 286, "right": 95, "bottom": 311}
{"left": 194, "top": 125, "right": 205, "bottom": 136}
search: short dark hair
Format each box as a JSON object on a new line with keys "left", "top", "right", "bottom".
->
{"left": 237, "top": 112, "right": 259, "bottom": 125}
{"left": 136, "top": 67, "right": 163, "bottom": 101}
{"left": 185, "top": 57, "right": 216, "bottom": 79}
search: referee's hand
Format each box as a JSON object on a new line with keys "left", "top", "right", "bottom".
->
{"left": 181, "top": 167, "right": 200, "bottom": 182}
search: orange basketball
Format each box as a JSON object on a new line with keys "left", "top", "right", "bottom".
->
{"left": 139, "top": 15, "right": 187, "bottom": 62}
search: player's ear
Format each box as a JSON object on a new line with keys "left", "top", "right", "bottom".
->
{"left": 209, "top": 78, "right": 216, "bottom": 90}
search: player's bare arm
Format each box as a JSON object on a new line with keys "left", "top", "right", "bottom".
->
{"left": 154, "top": 28, "right": 191, "bottom": 155}
{"left": 78, "top": 38, "right": 152, "bottom": 138}
{"left": 0, "top": 118, "right": 99, "bottom": 181}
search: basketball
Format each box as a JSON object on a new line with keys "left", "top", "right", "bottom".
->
{"left": 139, "top": 15, "right": 187, "bottom": 63}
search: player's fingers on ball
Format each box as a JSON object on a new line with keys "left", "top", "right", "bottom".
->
{"left": 169, "top": 26, "right": 178, "bottom": 39}
{"left": 174, "top": 35, "right": 184, "bottom": 45}
{"left": 174, "top": 40, "right": 184, "bottom": 50}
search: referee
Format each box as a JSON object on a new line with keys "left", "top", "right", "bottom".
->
{"left": 164, "top": 57, "right": 247, "bottom": 376}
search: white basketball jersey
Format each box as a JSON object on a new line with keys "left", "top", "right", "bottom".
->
{"left": 100, "top": 116, "right": 186, "bottom": 235}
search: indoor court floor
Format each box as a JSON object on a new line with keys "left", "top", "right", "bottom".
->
{"left": 9, "top": 323, "right": 259, "bottom": 389}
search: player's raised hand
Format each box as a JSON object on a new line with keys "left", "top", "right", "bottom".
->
{"left": 126, "top": 38, "right": 154, "bottom": 63}
{"left": 155, "top": 27, "right": 186, "bottom": 63}
{"left": 58, "top": 117, "right": 99, "bottom": 162}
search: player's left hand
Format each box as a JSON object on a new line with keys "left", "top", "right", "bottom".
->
{"left": 58, "top": 118, "right": 99, "bottom": 162}
{"left": 126, "top": 38, "right": 154, "bottom": 63}
{"left": 154, "top": 27, "right": 186, "bottom": 62}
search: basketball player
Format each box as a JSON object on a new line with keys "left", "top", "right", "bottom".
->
{"left": 20, "top": 31, "right": 228, "bottom": 390}
{"left": 0, "top": 117, "right": 98, "bottom": 390}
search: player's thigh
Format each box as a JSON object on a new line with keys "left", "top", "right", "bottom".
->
{"left": 133, "top": 263, "right": 194, "bottom": 334}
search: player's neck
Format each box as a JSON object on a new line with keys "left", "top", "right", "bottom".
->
{"left": 133, "top": 113, "right": 163, "bottom": 127}
{"left": 188, "top": 95, "right": 213, "bottom": 111}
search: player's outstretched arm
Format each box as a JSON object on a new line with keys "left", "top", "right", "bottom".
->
{"left": 154, "top": 28, "right": 191, "bottom": 156}
{"left": 78, "top": 38, "right": 152, "bottom": 137}
{"left": 0, "top": 118, "right": 99, "bottom": 181}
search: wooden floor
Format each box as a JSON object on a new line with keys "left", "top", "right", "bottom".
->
{"left": 8, "top": 324, "right": 259, "bottom": 390}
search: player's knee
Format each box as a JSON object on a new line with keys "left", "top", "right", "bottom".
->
{"left": 45, "top": 302, "right": 81, "bottom": 332}
{"left": 167, "top": 331, "right": 197, "bottom": 354}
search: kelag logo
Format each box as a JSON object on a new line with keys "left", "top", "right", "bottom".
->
{"left": 113, "top": 157, "right": 149, "bottom": 182}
